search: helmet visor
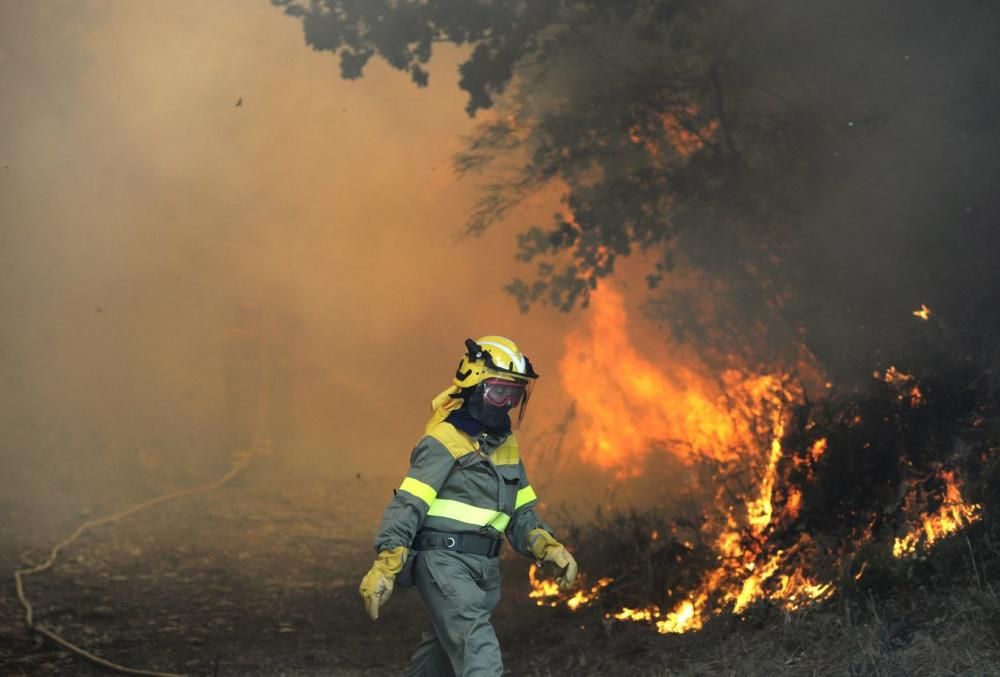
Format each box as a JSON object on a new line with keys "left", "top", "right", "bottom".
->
{"left": 511, "top": 377, "right": 535, "bottom": 430}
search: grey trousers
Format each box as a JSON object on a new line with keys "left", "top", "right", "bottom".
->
{"left": 401, "top": 549, "right": 503, "bottom": 677}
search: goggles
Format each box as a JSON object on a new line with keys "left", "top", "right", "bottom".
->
{"left": 480, "top": 377, "right": 528, "bottom": 408}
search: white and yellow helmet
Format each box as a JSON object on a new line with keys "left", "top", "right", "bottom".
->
{"left": 454, "top": 336, "right": 538, "bottom": 388}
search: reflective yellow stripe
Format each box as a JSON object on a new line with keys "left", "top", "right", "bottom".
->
{"left": 515, "top": 485, "right": 537, "bottom": 510}
{"left": 399, "top": 477, "right": 437, "bottom": 507}
{"left": 427, "top": 498, "right": 509, "bottom": 532}
{"left": 489, "top": 512, "right": 511, "bottom": 532}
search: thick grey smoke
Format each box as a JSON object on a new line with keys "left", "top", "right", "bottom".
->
{"left": 755, "top": 0, "right": 1000, "bottom": 380}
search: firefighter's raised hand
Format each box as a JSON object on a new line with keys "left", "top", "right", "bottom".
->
{"left": 359, "top": 546, "right": 409, "bottom": 620}
{"left": 528, "top": 528, "right": 578, "bottom": 590}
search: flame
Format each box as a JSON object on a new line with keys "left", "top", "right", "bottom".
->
{"left": 561, "top": 287, "right": 790, "bottom": 474}
{"left": 629, "top": 527, "right": 835, "bottom": 635}
{"left": 555, "top": 285, "right": 837, "bottom": 633}
{"left": 527, "top": 563, "right": 561, "bottom": 607}
{"left": 546, "top": 286, "right": 979, "bottom": 637}
{"left": 614, "top": 606, "right": 659, "bottom": 622}
{"left": 913, "top": 304, "right": 931, "bottom": 320}
{"left": 655, "top": 600, "right": 696, "bottom": 634}
{"left": 875, "top": 366, "right": 925, "bottom": 407}
{"left": 747, "top": 416, "right": 786, "bottom": 533}
{"left": 810, "top": 438, "right": 828, "bottom": 462}
{"left": 602, "top": 541, "right": 834, "bottom": 635}
{"left": 528, "top": 563, "right": 613, "bottom": 610}
{"left": 876, "top": 365, "right": 911, "bottom": 384}
{"left": 784, "top": 487, "right": 803, "bottom": 520}
{"left": 893, "top": 470, "right": 981, "bottom": 558}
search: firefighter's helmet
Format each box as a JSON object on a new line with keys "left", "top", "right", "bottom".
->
{"left": 454, "top": 336, "right": 538, "bottom": 430}
{"left": 454, "top": 336, "right": 538, "bottom": 387}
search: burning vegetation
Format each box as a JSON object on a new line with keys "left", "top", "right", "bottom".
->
{"left": 892, "top": 469, "right": 982, "bottom": 559}
{"left": 528, "top": 286, "right": 992, "bottom": 638}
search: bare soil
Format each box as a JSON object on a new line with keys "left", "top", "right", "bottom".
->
{"left": 0, "top": 463, "right": 551, "bottom": 676}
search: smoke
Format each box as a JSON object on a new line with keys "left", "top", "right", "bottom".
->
{"left": 744, "top": 0, "right": 1000, "bottom": 381}
{"left": 0, "top": 1, "right": 578, "bottom": 517}
{"left": 2, "top": 0, "right": 997, "bottom": 526}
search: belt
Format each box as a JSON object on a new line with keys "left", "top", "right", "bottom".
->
{"left": 414, "top": 530, "right": 504, "bottom": 558}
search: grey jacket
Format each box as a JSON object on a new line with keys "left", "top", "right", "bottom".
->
{"left": 374, "top": 421, "right": 551, "bottom": 557}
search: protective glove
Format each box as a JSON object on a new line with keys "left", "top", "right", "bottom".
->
{"left": 528, "top": 528, "right": 578, "bottom": 590}
{"left": 359, "top": 546, "right": 408, "bottom": 621}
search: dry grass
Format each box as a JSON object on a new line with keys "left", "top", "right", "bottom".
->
{"left": 504, "top": 568, "right": 1000, "bottom": 675}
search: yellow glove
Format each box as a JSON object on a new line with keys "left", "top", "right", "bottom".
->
{"left": 359, "top": 546, "right": 408, "bottom": 620}
{"left": 528, "top": 529, "right": 578, "bottom": 590}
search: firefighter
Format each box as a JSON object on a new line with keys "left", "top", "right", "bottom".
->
{"left": 359, "top": 336, "right": 578, "bottom": 676}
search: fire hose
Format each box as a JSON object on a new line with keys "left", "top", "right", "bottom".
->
{"left": 12, "top": 457, "right": 251, "bottom": 677}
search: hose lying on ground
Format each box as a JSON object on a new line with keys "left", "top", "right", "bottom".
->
{"left": 13, "top": 459, "right": 250, "bottom": 677}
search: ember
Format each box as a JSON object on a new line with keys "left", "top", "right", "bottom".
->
{"left": 875, "top": 366, "right": 925, "bottom": 407}
{"left": 627, "top": 104, "right": 720, "bottom": 161}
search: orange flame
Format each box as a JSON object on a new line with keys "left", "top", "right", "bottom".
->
{"left": 528, "top": 563, "right": 613, "bottom": 610}
{"left": 875, "top": 366, "right": 925, "bottom": 407}
{"left": 624, "top": 526, "right": 835, "bottom": 635}
{"left": 527, "top": 563, "right": 561, "bottom": 607}
{"left": 560, "top": 287, "right": 790, "bottom": 474}
{"left": 601, "top": 539, "right": 834, "bottom": 635}
{"left": 555, "top": 285, "right": 837, "bottom": 633}
{"left": 913, "top": 304, "right": 931, "bottom": 320}
{"left": 785, "top": 487, "right": 803, "bottom": 520}
{"left": 543, "top": 290, "right": 981, "bottom": 634}
{"left": 893, "top": 470, "right": 981, "bottom": 558}
{"left": 809, "top": 438, "right": 828, "bottom": 463}
{"left": 879, "top": 365, "right": 913, "bottom": 384}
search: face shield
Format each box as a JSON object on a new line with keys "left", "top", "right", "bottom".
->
{"left": 467, "top": 376, "right": 536, "bottom": 431}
